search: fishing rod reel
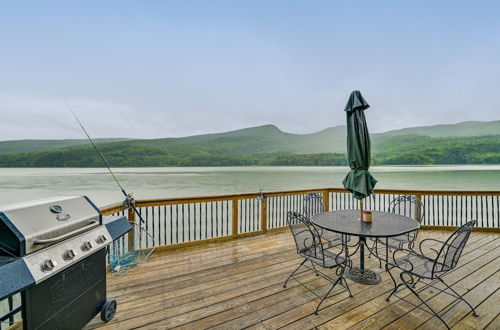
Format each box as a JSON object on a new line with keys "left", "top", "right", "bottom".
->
{"left": 256, "top": 190, "right": 267, "bottom": 210}
{"left": 122, "top": 192, "right": 136, "bottom": 210}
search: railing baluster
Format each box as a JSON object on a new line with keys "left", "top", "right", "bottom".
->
{"left": 173, "top": 204, "right": 177, "bottom": 243}
{"left": 226, "top": 200, "right": 229, "bottom": 236}
{"left": 280, "top": 196, "right": 284, "bottom": 227}
{"left": 445, "top": 195, "right": 449, "bottom": 226}
{"left": 467, "top": 195, "right": 470, "bottom": 224}
{"left": 481, "top": 196, "right": 485, "bottom": 228}
{"left": 164, "top": 205, "right": 168, "bottom": 245}
{"left": 248, "top": 199, "right": 251, "bottom": 233}
{"left": 156, "top": 206, "right": 160, "bottom": 245}
{"left": 460, "top": 195, "right": 463, "bottom": 226}
{"left": 495, "top": 196, "right": 500, "bottom": 228}
{"left": 216, "top": 201, "right": 220, "bottom": 237}
{"left": 191, "top": 203, "right": 196, "bottom": 241}
{"left": 475, "top": 195, "right": 479, "bottom": 225}
{"left": 204, "top": 202, "right": 208, "bottom": 239}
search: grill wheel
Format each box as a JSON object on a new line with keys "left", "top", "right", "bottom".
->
{"left": 100, "top": 299, "right": 117, "bottom": 322}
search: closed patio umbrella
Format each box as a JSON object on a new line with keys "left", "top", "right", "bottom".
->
{"left": 342, "top": 90, "right": 379, "bottom": 284}
{"left": 342, "top": 90, "right": 377, "bottom": 219}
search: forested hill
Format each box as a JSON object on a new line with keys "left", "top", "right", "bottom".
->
{"left": 373, "top": 135, "right": 500, "bottom": 164}
{"left": 0, "top": 138, "right": 130, "bottom": 154}
{"left": 2, "top": 120, "right": 500, "bottom": 155}
{"left": 0, "top": 121, "right": 499, "bottom": 166}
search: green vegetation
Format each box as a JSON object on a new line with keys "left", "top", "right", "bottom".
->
{"left": 373, "top": 135, "right": 500, "bottom": 165}
{"left": 0, "top": 138, "right": 130, "bottom": 154}
{"left": 0, "top": 122, "right": 499, "bottom": 167}
{"left": 0, "top": 142, "right": 348, "bottom": 167}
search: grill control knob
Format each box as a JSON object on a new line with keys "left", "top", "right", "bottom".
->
{"left": 41, "top": 259, "right": 57, "bottom": 272}
{"left": 81, "top": 241, "right": 93, "bottom": 252}
{"left": 63, "top": 249, "right": 77, "bottom": 260}
{"left": 96, "top": 235, "right": 107, "bottom": 244}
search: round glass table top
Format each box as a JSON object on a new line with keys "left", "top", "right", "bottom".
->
{"left": 311, "top": 209, "right": 420, "bottom": 238}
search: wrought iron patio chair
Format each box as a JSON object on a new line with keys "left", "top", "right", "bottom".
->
{"left": 369, "top": 195, "right": 424, "bottom": 266}
{"left": 284, "top": 211, "right": 352, "bottom": 315}
{"left": 381, "top": 195, "right": 424, "bottom": 248}
{"left": 303, "top": 193, "right": 343, "bottom": 248}
{"left": 385, "top": 220, "right": 478, "bottom": 329}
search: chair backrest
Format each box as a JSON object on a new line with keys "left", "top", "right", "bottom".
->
{"left": 287, "top": 211, "right": 325, "bottom": 263}
{"left": 388, "top": 195, "right": 425, "bottom": 223}
{"left": 432, "top": 220, "right": 476, "bottom": 275}
{"left": 303, "top": 193, "right": 325, "bottom": 218}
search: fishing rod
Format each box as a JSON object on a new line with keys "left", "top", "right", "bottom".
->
{"left": 251, "top": 165, "right": 266, "bottom": 206}
{"left": 66, "top": 100, "right": 145, "bottom": 224}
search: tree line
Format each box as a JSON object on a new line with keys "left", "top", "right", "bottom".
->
{"left": 0, "top": 135, "right": 499, "bottom": 167}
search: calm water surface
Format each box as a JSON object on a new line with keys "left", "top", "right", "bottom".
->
{"left": 0, "top": 166, "right": 499, "bottom": 207}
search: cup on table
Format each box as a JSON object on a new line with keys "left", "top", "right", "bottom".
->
{"left": 362, "top": 211, "right": 373, "bottom": 223}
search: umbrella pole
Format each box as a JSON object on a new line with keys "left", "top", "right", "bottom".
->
{"left": 360, "top": 199, "right": 364, "bottom": 221}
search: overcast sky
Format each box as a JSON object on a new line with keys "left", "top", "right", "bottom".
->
{"left": 1, "top": 1, "right": 499, "bottom": 141}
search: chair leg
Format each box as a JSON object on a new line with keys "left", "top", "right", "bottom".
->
{"left": 368, "top": 239, "right": 375, "bottom": 258}
{"left": 311, "top": 261, "right": 320, "bottom": 276}
{"left": 341, "top": 277, "right": 353, "bottom": 297}
{"left": 401, "top": 273, "right": 450, "bottom": 329}
{"left": 386, "top": 268, "right": 401, "bottom": 302}
{"left": 315, "top": 276, "right": 343, "bottom": 315}
{"left": 437, "top": 277, "right": 479, "bottom": 317}
{"left": 283, "top": 259, "right": 307, "bottom": 288}
{"left": 369, "top": 239, "right": 383, "bottom": 268}
{"left": 377, "top": 239, "right": 383, "bottom": 268}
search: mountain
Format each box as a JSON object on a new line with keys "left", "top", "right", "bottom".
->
{"left": 127, "top": 124, "right": 348, "bottom": 154}
{"left": 377, "top": 120, "right": 500, "bottom": 138}
{"left": 0, "top": 120, "right": 499, "bottom": 167}
{"left": 0, "top": 138, "right": 130, "bottom": 155}
{"left": 1, "top": 120, "right": 499, "bottom": 156}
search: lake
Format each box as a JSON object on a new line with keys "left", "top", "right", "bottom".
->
{"left": 0, "top": 165, "right": 499, "bottom": 208}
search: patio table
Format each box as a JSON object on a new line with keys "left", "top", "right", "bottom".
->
{"left": 311, "top": 209, "right": 420, "bottom": 285}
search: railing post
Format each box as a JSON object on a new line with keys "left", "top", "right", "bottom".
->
{"left": 261, "top": 195, "right": 268, "bottom": 234}
{"left": 127, "top": 206, "right": 136, "bottom": 251}
{"left": 323, "top": 190, "right": 330, "bottom": 212}
{"left": 232, "top": 198, "right": 239, "bottom": 238}
{"left": 415, "top": 193, "right": 423, "bottom": 223}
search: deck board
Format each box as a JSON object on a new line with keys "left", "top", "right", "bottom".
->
{"left": 86, "top": 230, "right": 500, "bottom": 330}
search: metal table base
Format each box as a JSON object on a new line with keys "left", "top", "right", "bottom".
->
{"left": 345, "top": 236, "right": 381, "bottom": 285}
{"left": 346, "top": 266, "right": 380, "bottom": 285}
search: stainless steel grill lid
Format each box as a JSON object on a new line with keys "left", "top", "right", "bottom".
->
{"left": 0, "top": 196, "right": 101, "bottom": 256}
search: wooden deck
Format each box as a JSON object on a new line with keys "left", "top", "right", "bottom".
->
{"left": 86, "top": 230, "right": 500, "bottom": 330}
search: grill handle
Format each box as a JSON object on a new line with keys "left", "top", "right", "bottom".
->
{"left": 34, "top": 221, "right": 100, "bottom": 245}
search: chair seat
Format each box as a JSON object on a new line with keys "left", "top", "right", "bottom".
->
{"left": 320, "top": 230, "right": 343, "bottom": 246}
{"left": 389, "top": 249, "right": 448, "bottom": 279}
{"left": 301, "top": 246, "right": 348, "bottom": 268}
{"left": 377, "top": 234, "right": 410, "bottom": 248}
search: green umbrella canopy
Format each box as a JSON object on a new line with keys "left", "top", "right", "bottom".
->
{"left": 342, "top": 90, "right": 377, "bottom": 200}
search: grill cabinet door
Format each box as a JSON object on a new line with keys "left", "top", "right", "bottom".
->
{"left": 22, "top": 249, "right": 107, "bottom": 330}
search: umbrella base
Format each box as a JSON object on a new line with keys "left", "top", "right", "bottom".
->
{"left": 346, "top": 266, "right": 380, "bottom": 285}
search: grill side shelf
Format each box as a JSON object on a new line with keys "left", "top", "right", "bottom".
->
{"left": 0, "top": 257, "right": 35, "bottom": 301}
{"left": 103, "top": 216, "right": 132, "bottom": 240}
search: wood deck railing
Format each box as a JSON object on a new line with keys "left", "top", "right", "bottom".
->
{"left": 101, "top": 188, "right": 500, "bottom": 253}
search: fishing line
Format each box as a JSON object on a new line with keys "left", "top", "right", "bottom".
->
{"left": 65, "top": 100, "right": 145, "bottom": 224}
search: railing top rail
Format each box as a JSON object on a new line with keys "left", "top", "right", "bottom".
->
{"left": 99, "top": 187, "right": 500, "bottom": 212}
{"left": 368, "top": 188, "right": 500, "bottom": 196}
{"left": 100, "top": 203, "right": 123, "bottom": 215}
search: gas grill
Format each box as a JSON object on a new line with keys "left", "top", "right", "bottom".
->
{"left": 0, "top": 196, "right": 132, "bottom": 329}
